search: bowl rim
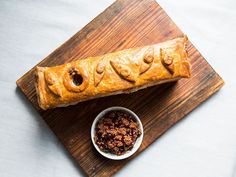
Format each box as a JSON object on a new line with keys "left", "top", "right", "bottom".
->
{"left": 91, "top": 106, "right": 144, "bottom": 160}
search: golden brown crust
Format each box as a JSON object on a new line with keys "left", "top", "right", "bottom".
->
{"left": 35, "top": 36, "right": 191, "bottom": 110}
{"left": 94, "top": 60, "right": 106, "bottom": 87}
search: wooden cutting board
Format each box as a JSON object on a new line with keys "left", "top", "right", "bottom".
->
{"left": 16, "top": 0, "right": 224, "bottom": 176}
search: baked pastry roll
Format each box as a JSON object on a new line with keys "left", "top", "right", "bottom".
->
{"left": 35, "top": 36, "right": 191, "bottom": 110}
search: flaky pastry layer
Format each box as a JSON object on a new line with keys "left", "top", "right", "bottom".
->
{"left": 35, "top": 36, "right": 191, "bottom": 110}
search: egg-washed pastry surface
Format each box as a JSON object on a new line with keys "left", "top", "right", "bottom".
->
{"left": 35, "top": 36, "right": 191, "bottom": 110}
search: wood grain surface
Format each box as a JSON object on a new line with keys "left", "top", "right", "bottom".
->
{"left": 16, "top": 0, "right": 224, "bottom": 176}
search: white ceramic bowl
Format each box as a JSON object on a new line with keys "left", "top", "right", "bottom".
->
{"left": 91, "top": 106, "right": 144, "bottom": 160}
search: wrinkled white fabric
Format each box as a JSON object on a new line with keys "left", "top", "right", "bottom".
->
{"left": 0, "top": 0, "right": 235, "bottom": 177}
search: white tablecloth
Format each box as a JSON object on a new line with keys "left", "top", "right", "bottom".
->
{"left": 0, "top": 0, "right": 236, "bottom": 176}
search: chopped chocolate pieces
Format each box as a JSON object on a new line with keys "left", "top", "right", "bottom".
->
{"left": 94, "top": 111, "right": 142, "bottom": 156}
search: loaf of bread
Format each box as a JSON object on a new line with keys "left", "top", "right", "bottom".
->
{"left": 35, "top": 36, "right": 191, "bottom": 110}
